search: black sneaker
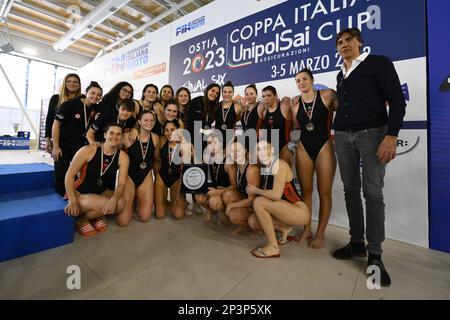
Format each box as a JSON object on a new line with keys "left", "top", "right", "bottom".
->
{"left": 368, "top": 256, "right": 392, "bottom": 287}
{"left": 332, "top": 241, "right": 367, "bottom": 260}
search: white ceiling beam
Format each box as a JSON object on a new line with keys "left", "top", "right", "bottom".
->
{"left": 53, "top": 0, "right": 131, "bottom": 52}
{"left": 0, "top": 0, "right": 14, "bottom": 19}
{"left": 46, "top": 1, "right": 128, "bottom": 37}
{"left": 76, "top": 1, "right": 141, "bottom": 28}
{"left": 15, "top": 1, "right": 120, "bottom": 41}
{"left": 193, "top": 0, "right": 204, "bottom": 8}
{"left": 152, "top": 0, "right": 171, "bottom": 10}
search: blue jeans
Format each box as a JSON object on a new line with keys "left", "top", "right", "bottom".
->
{"left": 334, "top": 126, "right": 387, "bottom": 255}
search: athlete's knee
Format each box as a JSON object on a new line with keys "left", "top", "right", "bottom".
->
{"left": 229, "top": 210, "right": 246, "bottom": 225}
{"left": 253, "top": 196, "right": 268, "bottom": 211}
{"left": 115, "top": 197, "right": 126, "bottom": 213}
{"left": 172, "top": 207, "right": 185, "bottom": 220}
{"left": 248, "top": 214, "right": 260, "bottom": 230}
{"left": 208, "top": 196, "right": 224, "bottom": 211}
{"left": 116, "top": 213, "right": 131, "bottom": 227}
{"left": 138, "top": 208, "right": 152, "bottom": 223}
{"left": 222, "top": 190, "right": 235, "bottom": 205}
{"left": 155, "top": 205, "right": 166, "bottom": 219}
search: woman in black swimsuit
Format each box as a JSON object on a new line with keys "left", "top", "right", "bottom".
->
{"left": 238, "top": 84, "right": 264, "bottom": 132}
{"left": 86, "top": 99, "right": 136, "bottom": 145}
{"left": 159, "top": 84, "right": 174, "bottom": 109}
{"left": 154, "top": 120, "right": 192, "bottom": 220}
{"left": 64, "top": 123, "right": 129, "bottom": 236}
{"left": 176, "top": 87, "right": 191, "bottom": 121}
{"left": 214, "top": 81, "right": 242, "bottom": 144}
{"left": 121, "top": 110, "right": 160, "bottom": 225}
{"left": 290, "top": 68, "right": 338, "bottom": 249}
{"left": 195, "top": 132, "right": 237, "bottom": 223}
{"left": 222, "top": 139, "right": 260, "bottom": 233}
{"left": 260, "top": 86, "right": 292, "bottom": 165}
{"left": 139, "top": 84, "right": 164, "bottom": 135}
{"left": 185, "top": 83, "right": 220, "bottom": 153}
{"left": 247, "top": 140, "right": 310, "bottom": 258}
{"left": 140, "top": 84, "right": 159, "bottom": 112}
{"left": 150, "top": 98, "right": 185, "bottom": 135}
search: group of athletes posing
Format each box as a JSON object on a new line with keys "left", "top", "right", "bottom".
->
{"left": 46, "top": 67, "right": 337, "bottom": 258}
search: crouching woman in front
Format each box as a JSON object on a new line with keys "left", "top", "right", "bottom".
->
{"left": 154, "top": 120, "right": 192, "bottom": 220}
{"left": 64, "top": 123, "right": 129, "bottom": 236}
{"left": 247, "top": 140, "right": 310, "bottom": 258}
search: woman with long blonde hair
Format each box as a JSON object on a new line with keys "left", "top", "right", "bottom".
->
{"left": 45, "top": 73, "right": 81, "bottom": 153}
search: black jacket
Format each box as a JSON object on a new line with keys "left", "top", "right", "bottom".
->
{"left": 335, "top": 55, "right": 406, "bottom": 136}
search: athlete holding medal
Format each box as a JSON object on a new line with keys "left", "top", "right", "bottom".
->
{"left": 290, "top": 68, "right": 338, "bottom": 249}
{"left": 121, "top": 110, "right": 160, "bottom": 226}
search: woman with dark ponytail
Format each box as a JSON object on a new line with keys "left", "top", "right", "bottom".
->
{"left": 214, "top": 81, "right": 243, "bottom": 144}
{"left": 139, "top": 84, "right": 164, "bottom": 135}
{"left": 237, "top": 84, "right": 265, "bottom": 132}
{"left": 185, "top": 83, "right": 221, "bottom": 150}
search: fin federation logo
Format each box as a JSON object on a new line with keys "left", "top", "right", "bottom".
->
{"left": 176, "top": 16, "right": 205, "bottom": 36}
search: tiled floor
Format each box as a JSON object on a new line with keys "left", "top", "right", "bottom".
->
{"left": 1, "top": 151, "right": 449, "bottom": 299}
{"left": 1, "top": 212, "right": 450, "bottom": 300}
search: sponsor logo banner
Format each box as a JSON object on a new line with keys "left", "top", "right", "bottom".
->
{"left": 169, "top": 0, "right": 425, "bottom": 93}
{"left": 104, "top": 43, "right": 150, "bottom": 77}
{"left": 133, "top": 62, "right": 167, "bottom": 80}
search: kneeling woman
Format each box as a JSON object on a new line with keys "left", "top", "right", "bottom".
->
{"left": 154, "top": 120, "right": 192, "bottom": 220}
{"left": 222, "top": 140, "right": 259, "bottom": 233}
{"left": 195, "top": 132, "right": 237, "bottom": 223}
{"left": 121, "top": 110, "right": 160, "bottom": 226}
{"left": 64, "top": 123, "right": 129, "bottom": 236}
{"left": 247, "top": 140, "right": 310, "bottom": 258}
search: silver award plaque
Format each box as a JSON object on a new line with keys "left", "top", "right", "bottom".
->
{"left": 183, "top": 166, "right": 206, "bottom": 191}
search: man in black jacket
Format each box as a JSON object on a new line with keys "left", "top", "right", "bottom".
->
{"left": 331, "top": 28, "right": 406, "bottom": 287}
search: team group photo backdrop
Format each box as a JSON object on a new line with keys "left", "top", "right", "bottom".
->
{"left": 78, "top": 0, "right": 432, "bottom": 250}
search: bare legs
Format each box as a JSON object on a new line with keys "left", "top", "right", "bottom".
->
{"left": 222, "top": 189, "right": 252, "bottom": 233}
{"left": 195, "top": 188, "right": 228, "bottom": 224}
{"left": 194, "top": 194, "right": 213, "bottom": 223}
{"left": 251, "top": 197, "right": 310, "bottom": 257}
{"left": 118, "top": 173, "right": 155, "bottom": 226}
{"left": 280, "top": 145, "right": 292, "bottom": 166}
{"left": 295, "top": 140, "right": 336, "bottom": 249}
{"left": 155, "top": 174, "right": 187, "bottom": 220}
{"left": 295, "top": 143, "right": 314, "bottom": 243}
{"left": 311, "top": 141, "right": 336, "bottom": 248}
{"left": 75, "top": 192, "right": 126, "bottom": 230}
